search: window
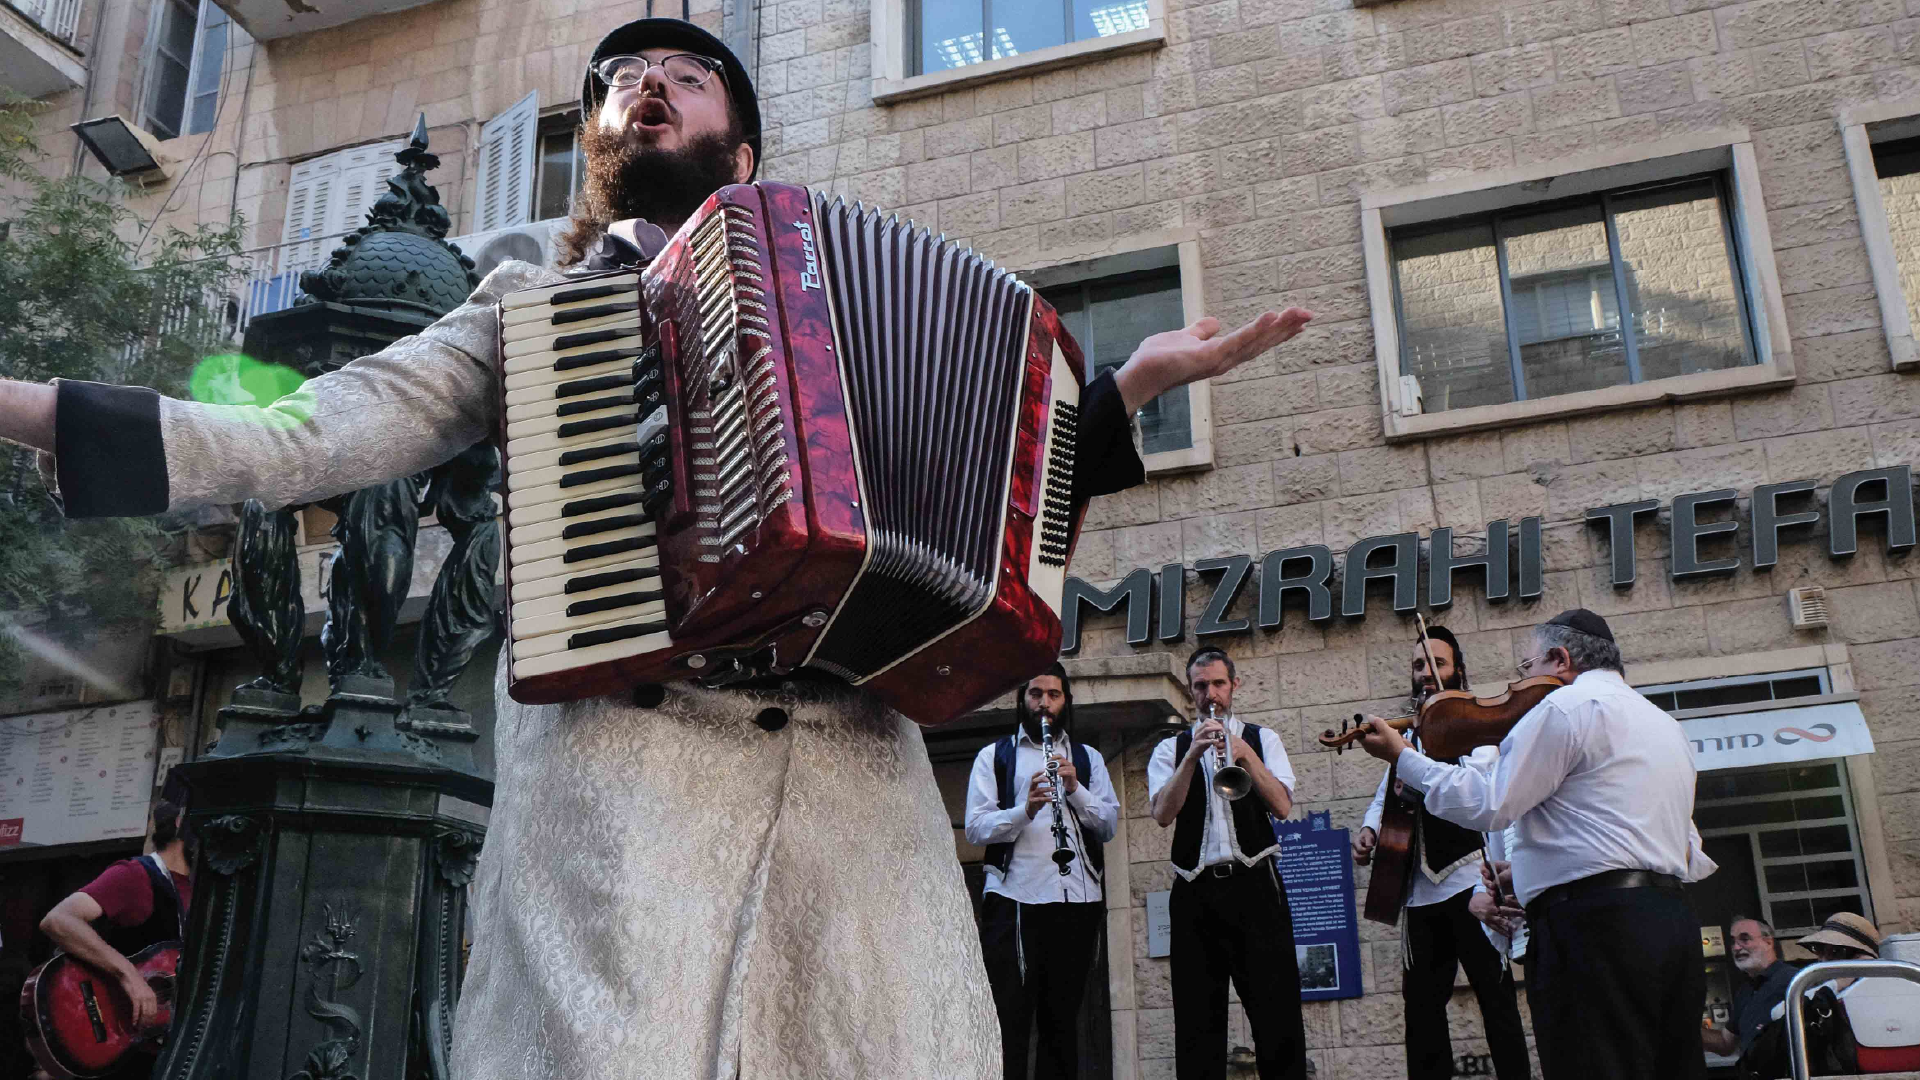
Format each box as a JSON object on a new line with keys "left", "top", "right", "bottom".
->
{"left": 1634, "top": 667, "right": 1875, "bottom": 937}
{"left": 1693, "top": 760, "right": 1873, "bottom": 936}
{"left": 534, "top": 117, "right": 585, "bottom": 223}
{"left": 1363, "top": 131, "right": 1795, "bottom": 439}
{"left": 913, "top": 0, "right": 1149, "bottom": 74}
{"left": 1027, "top": 241, "right": 1212, "bottom": 473}
{"left": 1838, "top": 100, "right": 1920, "bottom": 371}
{"left": 873, "top": 0, "right": 1164, "bottom": 104}
{"left": 140, "top": 0, "right": 230, "bottom": 140}
{"left": 275, "top": 140, "right": 408, "bottom": 282}
{"left": 474, "top": 91, "right": 540, "bottom": 234}
{"left": 1390, "top": 176, "right": 1757, "bottom": 414}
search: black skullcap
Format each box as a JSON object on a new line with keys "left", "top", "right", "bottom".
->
{"left": 581, "top": 19, "right": 762, "bottom": 178}
{"left": 1546, "top": 608, "right": 1614, "bottom": 643}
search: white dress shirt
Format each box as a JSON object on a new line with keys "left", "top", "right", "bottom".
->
{"left": 1395, "top": 669, "right": 1717, "bottom": 907}
{"left": 1147, "top": 716, "right": 1296, "bottom": 879}
{"left": 964, "top": 730, "right": 1120, "bottom": 904}
{"left": 1362, "top": 744, "right": 1498, "bottom": 908}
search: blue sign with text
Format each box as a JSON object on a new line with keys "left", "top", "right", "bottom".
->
{"left": 1276, "top": 812, "right": 1363, "bottom": 1001}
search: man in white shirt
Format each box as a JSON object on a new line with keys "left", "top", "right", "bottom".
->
{"left": 1353, "top": 625, "right": 1529, "bottom": 1080}
{"left": 1359, "top": 609, "right": 1714, "bottom": 1080}
{"left": 1147, "top": 647, "right": 1304, "bottom": 1080}
{"left": 965, "top": 662, "right": 1120, "bottom": 1080}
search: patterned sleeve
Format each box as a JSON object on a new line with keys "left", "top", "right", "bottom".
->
{"left": 39, "top": 260, "right": 560, "bottom": 517}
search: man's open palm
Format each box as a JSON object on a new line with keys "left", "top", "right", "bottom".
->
{"left": 1115, "top": 308, "right": 1315, "bottom": 412}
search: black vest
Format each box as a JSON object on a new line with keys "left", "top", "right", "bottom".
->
{"left": 1410, "top": 736, "right": 1484, "bottom": 881}
{"left": 986, "top": 734, "right": 1104, "bottom": 881}
{"left": 1170, "top": 724, "right": 1277, "bottom": 872}
{"left": 99, "top": 856, "right": 185, "bottom": 958}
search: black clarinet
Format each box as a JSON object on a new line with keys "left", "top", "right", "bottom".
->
{"left": 1041, "top": 715, "right": 1074, "bottom": 874}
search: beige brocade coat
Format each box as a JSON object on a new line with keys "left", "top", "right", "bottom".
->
{"left": 44, "top": 261, "right": 1000, "bottom": 1080}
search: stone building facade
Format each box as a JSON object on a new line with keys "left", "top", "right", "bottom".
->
{"left": 8, "top": 0, "right": 1920, "bottom": 1074}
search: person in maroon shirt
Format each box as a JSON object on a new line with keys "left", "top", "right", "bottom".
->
{"left": 39, "top": 799, "right": 191, "bottom": 1036}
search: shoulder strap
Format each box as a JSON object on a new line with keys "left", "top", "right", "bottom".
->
{"left": 993, "top": 735, "right": 1016, "bottom": 811}
{"left": 143, "top": 853, "right": 186, "bottom": 940}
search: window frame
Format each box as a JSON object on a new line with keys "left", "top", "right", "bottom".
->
{"left": 871, "top": 0, "right": 1165, "bottom": 106}
{"left": 532, "top": 110, "right": 585, "bottom": 224}
{"left": 1361, "top": 128, "right": 1795, "bottom": 441}
{"left": 180, "top": 0, "right": 228, "bottom": 137}
{"left": 138, "top": 0, "right": 201, "bottom": 141}
{"left": 1018, "top": 232, "right": 1212, "bottom": 475}
{"left": 1838, "top": 97, "right": 1920, "bottom": 372}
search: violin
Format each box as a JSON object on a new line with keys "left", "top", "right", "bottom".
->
{"left": 1318, "top": 675, "right": 1567, "bottom": 759}
{"left": 1327, "top": 612, "right": 1564, "bottom": 927}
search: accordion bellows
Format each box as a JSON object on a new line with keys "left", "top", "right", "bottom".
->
{"left": 498, "top": 181, "right": 1086, "bottom": 725}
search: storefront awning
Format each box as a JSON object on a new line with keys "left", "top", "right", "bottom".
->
{"left": 1680, "top": 701, "right": 1875, "bottom": 772}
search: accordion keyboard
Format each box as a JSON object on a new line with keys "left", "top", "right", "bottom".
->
{"left": 500, "top": 273, "right": 677, "bottom": 680}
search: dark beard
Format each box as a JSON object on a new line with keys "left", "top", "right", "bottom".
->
{"left": 1411, "top": 670, "right": 1466, "bottom": 701}
{"left": 577, "top": 120, "right": 743, "bottom": 230}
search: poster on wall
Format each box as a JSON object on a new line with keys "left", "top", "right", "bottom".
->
{"left": 0, "top": 702, "right": 160, "bottom": 849}
{"left": 1276, "top": 811, "right": 1363, "bottom": 1002}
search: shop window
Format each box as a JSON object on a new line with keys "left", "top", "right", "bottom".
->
{"left": 1637, "top": 668, "right": 1874, "bottom": 937}
{"left": 1363, "top": 131, "right": 1795, "bottom": 440}
{"left": 1029, "top": 242, "right": 1213, "bottom": 474}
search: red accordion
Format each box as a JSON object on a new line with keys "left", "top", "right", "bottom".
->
{"left": 498, "top": 181, "right": 1086, "bottom": 725}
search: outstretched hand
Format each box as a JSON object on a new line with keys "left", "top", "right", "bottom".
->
{"left": 1113, "top": 308, "right": 1314, "bottom": 413}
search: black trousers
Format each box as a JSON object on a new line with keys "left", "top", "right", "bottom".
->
{"left": 1402, "top": 888, "right": 1532, "bottom": 1080}
{"left": 1528, "top": 885, "right": 1707, "bottom": 1080}
{"left": 979, "top": 893, "right": 1106, "bottom": 1080}
{"left": 1169, "top": 863, "right": 1307, "bottom": 1080}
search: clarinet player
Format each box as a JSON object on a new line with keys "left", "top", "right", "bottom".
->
{"left": 965, "top": 662, "right": 1120, "bottom": 1080}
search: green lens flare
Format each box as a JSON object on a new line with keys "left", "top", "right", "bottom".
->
{"left": 189, "top": 354, "right": 307, "bottom": 408}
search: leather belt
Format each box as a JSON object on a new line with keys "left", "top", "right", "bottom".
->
{"left": 1526, "top": 869, "right": 1682, "bottom": 920}
{"left": 1195, "top": 859, "right": 1265, "bottom": 880}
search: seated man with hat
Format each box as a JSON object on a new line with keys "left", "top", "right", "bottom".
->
{"left": 1358, "top": 609, "right": 1720, "bottom": 1080}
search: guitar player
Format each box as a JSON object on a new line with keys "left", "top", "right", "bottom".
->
{"left": 36, "top": 797, "right": 190, "bottom": 1075}
{"left": 1351, "top": 626, "right": 1530, "bottom": 1080}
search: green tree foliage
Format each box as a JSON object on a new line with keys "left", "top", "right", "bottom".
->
{"left": 0, "top": 98, "right": 246, "bottom": 693}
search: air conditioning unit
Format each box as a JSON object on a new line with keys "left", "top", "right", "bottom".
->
{"left": 1787, "top": 586, "right": 1830, "bottom": 629}
{"left": 447, "top": 218, "right": 567, "bottom": 278}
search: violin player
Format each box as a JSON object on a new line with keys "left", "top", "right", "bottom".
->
{"left": 1353, "top": 624, "right": 1530, "bottom": 1080}
{"left": 1357, "top": 609, "right": 1720, "bottom": 1080}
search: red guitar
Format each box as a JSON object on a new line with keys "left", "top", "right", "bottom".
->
{"left": 19, "top": 940, "right": 181, "bottom": 1080}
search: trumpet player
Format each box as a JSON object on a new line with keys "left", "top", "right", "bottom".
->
{"left": 965, "top": 662, "right": 1119, "bottom": 1080}
{"left": 1147, "top": 647, "right": 1304, "bottom": 1080}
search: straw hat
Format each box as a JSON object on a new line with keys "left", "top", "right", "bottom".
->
{"left": 1798, "top": 912, "right": 1881, "bottom": 958}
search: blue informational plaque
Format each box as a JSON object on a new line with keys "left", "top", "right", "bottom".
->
{"left": 1275, "top": 810, "right": 1364, "bottom": 1001}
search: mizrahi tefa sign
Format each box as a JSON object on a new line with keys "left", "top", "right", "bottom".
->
{"left": 1061, "top": 466, "right": 1916, "bottom": 653}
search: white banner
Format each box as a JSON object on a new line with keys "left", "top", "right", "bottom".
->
{"left": 1680, "top": 702, "right": 1875, "bottom": 772}
{"left": 0, "top": 702, "right": 160, "bottom": 848}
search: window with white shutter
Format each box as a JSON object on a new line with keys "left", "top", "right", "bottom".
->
{"left": 474, "top": 91, "right": 540, "bottom": 234}
{"left": 275, "top": 139, "right": 407, "bottom": 279}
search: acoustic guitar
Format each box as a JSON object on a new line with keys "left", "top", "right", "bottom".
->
{"left": 19, "top": 940, "right": 181, "bottom": 1080}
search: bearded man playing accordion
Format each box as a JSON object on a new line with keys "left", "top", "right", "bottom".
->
{"left": 0, "top": 19, "right": 1313, "bottom": 1079}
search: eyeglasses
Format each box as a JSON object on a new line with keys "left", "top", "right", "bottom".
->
{"left": 595, "top": 53, "right": 725, "bottom": 90}
{"left": 1515, "top": 653, "right": 1547, "bottom": 679}
{"left": 1803, "top": 942, "right": 1867, "bottom": 960}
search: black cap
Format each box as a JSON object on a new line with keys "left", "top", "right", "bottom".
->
{"left": 581, "top": 19, "right": 762, "bottom": 178}
{"left": 1546, "top": 608, "right": 1614, "bottom": 643}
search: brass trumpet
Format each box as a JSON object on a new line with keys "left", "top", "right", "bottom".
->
{"left": 1207, "top": 703, "right": 1252, "bottom": 801}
